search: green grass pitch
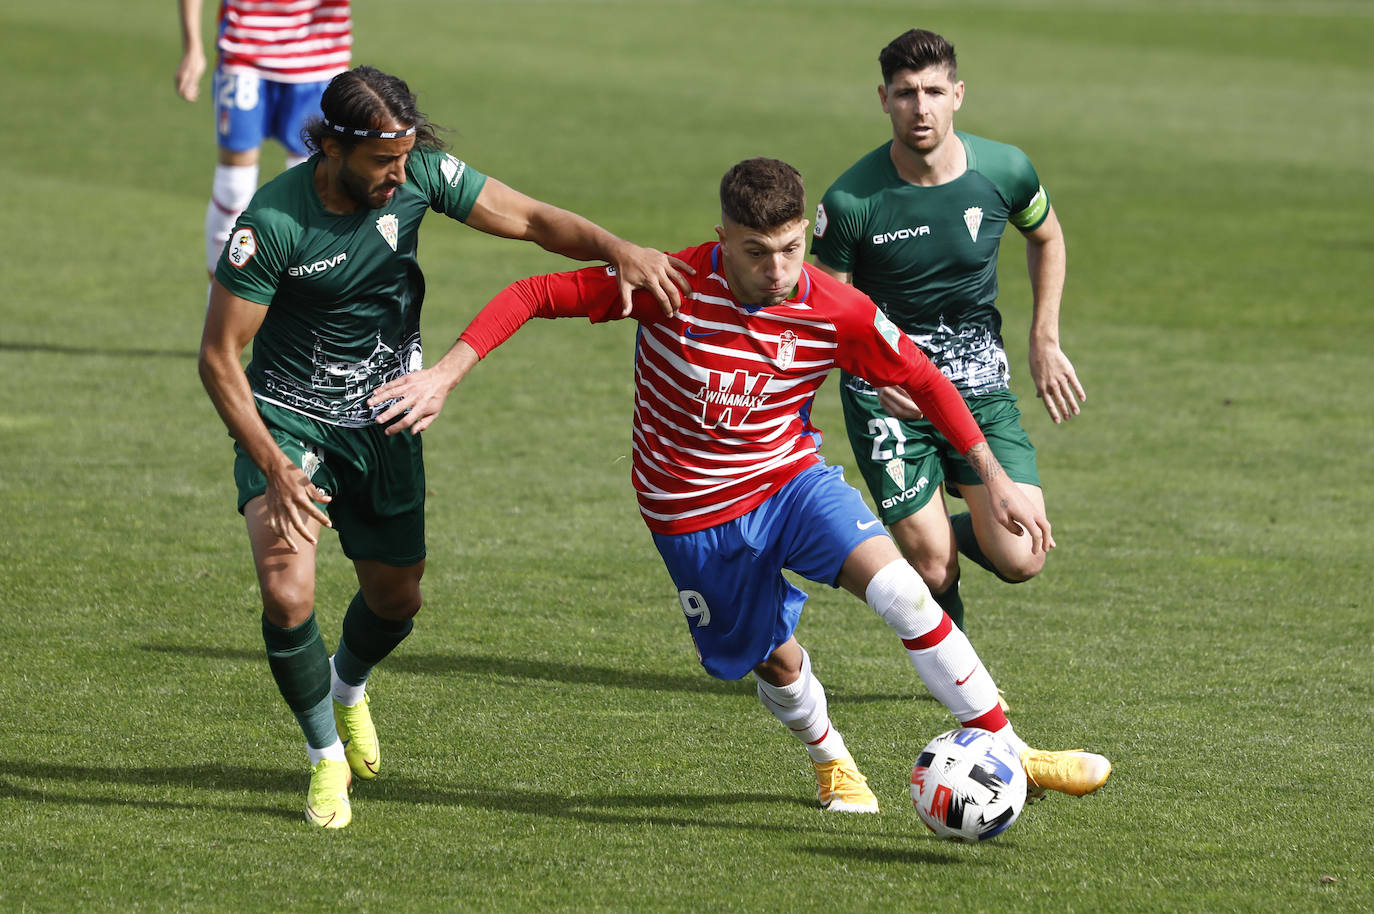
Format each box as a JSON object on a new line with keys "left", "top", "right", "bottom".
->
{"left": 2, "top": 1, "right": 1372, "bottom": 911}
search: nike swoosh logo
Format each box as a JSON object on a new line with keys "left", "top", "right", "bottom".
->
{"left": 856, "top": 519, "right": 883, "bottom": 530}
{"left": 684, "top": 327, "right": 719, "bottom": 338}
{"left": 955, "top": 664, "right": 980, "bottom": 686}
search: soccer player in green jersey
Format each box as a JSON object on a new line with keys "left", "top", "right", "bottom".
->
{"left": 198, "top": 66, "right": 691, "bottom": 828}
{"left": 811, "top": 29, "right": 1085, "bottom": 637}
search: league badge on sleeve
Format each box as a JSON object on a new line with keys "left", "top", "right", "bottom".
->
{"left": 874, "top": 310, "right": 903, "bottom": 353}
{"left": 227, "top": 227, "right": 257, "bottom": 268}
{"left": 440, "top": 154, "right": 467, "bottom": 187}
{"left": 814, "top": 202, "right": 829, "bottom": 238}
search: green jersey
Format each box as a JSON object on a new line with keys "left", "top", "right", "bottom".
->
{"left": 216, "top": 145, "right": 488, "bottom": 427}
{"left": 811, "top": 132, "right": 1048, "bottom": 396}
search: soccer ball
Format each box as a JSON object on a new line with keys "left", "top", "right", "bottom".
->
{"left": 910, "top": 727, "right": 1026, "bottom": 842}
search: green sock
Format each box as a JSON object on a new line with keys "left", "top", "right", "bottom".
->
{"left": 931, "top": 572, "right": 966, "bottom": 632}
{"left": 950, "top": 512, "right": 1018, "bottom": 583}
{"left": 334, "top": 590, "right": 414, "bottom": 687}
{"left": 261, "top": 612, "right": 337, "bottom": 750}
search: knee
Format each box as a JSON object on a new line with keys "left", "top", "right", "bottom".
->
{"left": 261, "top": 582, "right": 315, "bottom": 627}
{"left": 753, "top": 651, "right": 802, "bottom": 688}
{"left": 866, "top": 560, "right": 942, "bottom": 638}
{"left": 995, "top": 551, "right": 1045, "bottom": 584}
{"left": 369, "top": 587, "right": 422, "bottom": 621}
{"left": 904, "top": 550, "right": 958, "bottom": 595}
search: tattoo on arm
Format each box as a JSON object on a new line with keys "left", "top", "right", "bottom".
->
{"left": 965, "top": 442, "right": 1006, "bottom": 489}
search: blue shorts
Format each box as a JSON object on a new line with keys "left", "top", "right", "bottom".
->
{"left": 213, "top": 65, "right": 328, "bottom": 156}
{"left": 652, "top": 461, "right": 889, "bottom": 681}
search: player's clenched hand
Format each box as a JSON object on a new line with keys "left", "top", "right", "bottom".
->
{"left": 1029, "top": 340, "right": 1085, "bottom": 424}
{"left": 610, "top": 245, "right": 695, "bottom": 318}
{"left": 876, "top": 385, "right": 925, "bottom": 421}
{"left": 263, "top": 462, "right": 331, "bottom": 553}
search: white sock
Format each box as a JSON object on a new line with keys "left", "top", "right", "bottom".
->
{"left": 306, "top": 739, "right": 345, "bottom": 765}
{"left": 756, "top": 649, "right": 850, "bottom": 763}
{"left": 205, "top": 163, "right": 258, "bottom": 272}
{"left": 866, "top": 559, "right": 1002, "bottom": 723}
{"left": 329, "top": 655, "right": 366, "bottom": 706}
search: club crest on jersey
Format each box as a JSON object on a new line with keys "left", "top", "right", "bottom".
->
{"left": 963, "top": 206, "right": 984, "bottom": 242}
{"left": 697, "top": 369, "right": 772, "bottom": 429}
{"left": 440, "top": 154, "right": 467, "bottom": 188}
{"left": 885, "top": 458, "right": 905, "bottom": 489}
{"left": 376, "top": 214, "right": 399, "bottom": 251}
{"left": 814, "top": 202, "right": 829, "bottom": 238}
{"left": 227, "top": 227, "right": 257, "bottom": 268}
{"left": 776, "top": 330, "right": 797, "bottom": 370}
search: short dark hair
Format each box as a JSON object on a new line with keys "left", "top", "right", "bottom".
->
{"left": 719, "top": 158, "right": 806, "bottom": 231}
{"left": 879, "top": 29, "right": 957, "bottom": 85}
{"left": 302, "top": 66, "right": 446, "bottom": 154}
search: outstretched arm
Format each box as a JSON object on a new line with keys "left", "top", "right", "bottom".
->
{"left": 1023, "top": 206, "right": 1084, "bottom": 424}
{"left": 815, "top": 258, "right": 926, "bottom": 420}
{"left": 464, "top": 178, "right": 693, "bottom": 317}
{"left": 368, "top": 270, "right": 620, "bottom": 435}
{"left": 889, "top": 346, "right": 1054, "bottom": 555}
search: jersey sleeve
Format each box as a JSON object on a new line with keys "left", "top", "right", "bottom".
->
{"left": 408, "top": 147, "right": 489, "bottom": 223}
{"left": 965, "top": 135, "right": 1050, "bottom": 232}
{"left": 457, "top": 264, "right": 636, "bottom": 359}
{"left": 809, "top": 187, "right": 865, "bottom": 274}
{"left": 213, "top": 209, "right": 296, "bottom": 306}
{"left": 833, "top": 293, "right": 985, "bottom": 454}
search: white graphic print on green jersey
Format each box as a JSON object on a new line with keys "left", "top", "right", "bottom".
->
{"left": 844, "top": 317, "right": 1008, "bottom": 398}
{"left": 259, "top": 331, "right": 422, "bottom": 427}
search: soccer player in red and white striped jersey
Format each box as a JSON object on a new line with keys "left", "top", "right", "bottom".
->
{"left": 372, "top": 158, "right": 1111, "bottom": 810}
{"left": 176, "top": 0, "right": 353, "bottom": 273}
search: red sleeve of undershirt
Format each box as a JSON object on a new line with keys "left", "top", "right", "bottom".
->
{"left": 890, "top": 348, "right": 985, "bottom": 455}
{"left": 457, "top": 266, "right": 625, "bottom": 359}
{"left": 821, "top": 270, "right": 985, "bottom": 455}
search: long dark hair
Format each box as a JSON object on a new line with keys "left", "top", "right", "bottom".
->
{"left": 302, "top": 66, "right": 446, "bottom": 154}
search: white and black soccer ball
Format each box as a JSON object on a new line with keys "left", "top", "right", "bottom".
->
{"left": 910, "top": 727, "right": 1026, "bottom": 842}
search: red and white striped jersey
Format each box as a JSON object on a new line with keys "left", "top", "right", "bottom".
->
{"left": 216, "top": 0, "right": 352, "bottom": 84}
{"left": 459, "top": 242, "right": 984, "bottom": 535}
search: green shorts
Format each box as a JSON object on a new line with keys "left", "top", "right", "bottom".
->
{"left": 839, "top": 375, "right": 1040, "bottom": 525}
{"left": 232, "top": 400, "right": 427, "bottom": 566}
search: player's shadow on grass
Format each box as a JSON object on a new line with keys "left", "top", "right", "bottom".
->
{"left": 143, "top": 643, "right": 737, "bottom": 695}
{"left": 0, "top": 760, "right": 302, "bottom": 822}
{"left": 365, "top": 779, "right": 968, "bottom": 863}
{"left": 0, "top": 340, "right": 198, "bottom": 359}
{"left": 801, "top": 842, "right": 995, "bottom": 866}
{"left": 142, "top": 643, "right": 928, "bottom": 703}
